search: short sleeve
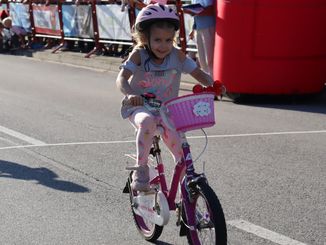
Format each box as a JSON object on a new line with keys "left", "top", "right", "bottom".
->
{"left": 181, "top": 56, "right": 198, "bottom": 74}
{"left": 119, "top": 59, "right": 138, "bottom": 73}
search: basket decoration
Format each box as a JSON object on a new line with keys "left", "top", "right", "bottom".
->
{"left": 163, "top": 93, "right": 215, "bottom": 132}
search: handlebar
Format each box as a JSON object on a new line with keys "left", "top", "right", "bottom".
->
{"left": 141, "top": 93, "right": 162, "bottom": 109}
{"left": 193, "top": 80, "right": 226, "bottom": 96}
{"left": 141, "top": 93, "right": 176, "bottom": 131}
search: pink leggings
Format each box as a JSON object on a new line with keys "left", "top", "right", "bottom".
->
{"left": 129, "top": 108, "right": 184, "bottom": 166}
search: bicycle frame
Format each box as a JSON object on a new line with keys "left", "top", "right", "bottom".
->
{"left": 124, "top": 94, "right": 227, "bottom": 245}
{"left": 126, "top": 93, "right": 226, "bottom": 245}
{"left": 149, "top": 130, "right": 204, "bottom": 244}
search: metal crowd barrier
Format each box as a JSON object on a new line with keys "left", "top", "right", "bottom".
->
{"left": 3, "top": 0, "right": 197, "bottom": 58}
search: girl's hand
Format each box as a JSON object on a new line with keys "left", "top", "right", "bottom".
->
{"left": 127, "top": 95, "right": 144, "bottom": 106}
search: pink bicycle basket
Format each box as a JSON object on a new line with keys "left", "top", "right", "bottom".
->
{"left": 163, "top": 93, "right": 216, "bottom": 132}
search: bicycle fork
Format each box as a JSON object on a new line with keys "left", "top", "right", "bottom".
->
{"left": 179, "top": 133, "right": 208, "bottom": 245}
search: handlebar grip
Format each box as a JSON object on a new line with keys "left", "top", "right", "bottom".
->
{"left": 192, "top": 81, "right": 225, "bottom": 96}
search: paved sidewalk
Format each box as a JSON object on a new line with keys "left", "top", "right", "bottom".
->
{"left": 19, "top": 48, "right": 197, "bottom": 89}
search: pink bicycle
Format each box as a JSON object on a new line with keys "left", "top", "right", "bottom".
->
{"left": 123, "top": 92, "right": 227, "bottom": 245}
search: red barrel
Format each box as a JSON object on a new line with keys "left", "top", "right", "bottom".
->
{"left": 213, "top": 0, "right": 326, "bottom": 95}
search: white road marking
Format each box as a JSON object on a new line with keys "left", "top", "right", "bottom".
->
{"left": 0, "top": 129, "right": 325, "bottom": 151}
{"left": 0, "top": 125, "right": 46, "bottom": 145}
{"left": 227, "top": 220, "right": 307, "bottom": 245}
{"left": 191, "top": 130, "right": 326, "bottom": 139}
{"left": 0, "top": 139, "right": 135, "bottom": 150}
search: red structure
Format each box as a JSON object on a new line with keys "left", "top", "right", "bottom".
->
{"left": 213, "top": 0, "right": 326, "bottom": 95}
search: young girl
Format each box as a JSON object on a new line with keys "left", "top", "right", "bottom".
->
{"left": 116, "top": 3, "right": 214, "bottom": 192}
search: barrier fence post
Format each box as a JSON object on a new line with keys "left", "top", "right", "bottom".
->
{"left": 28, "top": 0, "right": 36, "bottom": 45}
{"left": 52, "top": 0, "right": 65, "bottom": 53}
{"left": 84, "top": 0, "right": 105, "bottom": 58}
{"left": 175, "top": 0, "right": 186, "bottom": 53}
{"left": 5, "top": 0, "right": 9, "bottom": 15}
{"left": 128, "top": 0, "right": 136, "bottom": 30}
{"left": 6, "top": 0, "right": 10, "bottom": 14}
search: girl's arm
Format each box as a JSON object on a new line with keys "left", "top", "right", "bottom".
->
{"left": 177, "top": 49, "right": 214, "bottom": 87}
{"left": 116, "top": 49, "right": 143, "bottom": 106}
{"left": 116, "top": 68, "right": 134, "bottom": 96}
{"left": 190, "top": 67, "right": 214, "bottom": 87}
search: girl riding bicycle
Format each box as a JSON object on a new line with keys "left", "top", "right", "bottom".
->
{"left": 116, "top": 3, "right": 214, "bottom": 192}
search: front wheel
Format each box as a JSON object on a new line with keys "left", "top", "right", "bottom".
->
{"left": 183, "top": 181, "right": 227, "bottom": 245}
{"left": 127, "top": 173, "right": 163, "bottom": 242}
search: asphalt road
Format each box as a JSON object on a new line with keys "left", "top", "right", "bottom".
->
{"left": 0, "top": 54, "right": 325, "bottom": 245}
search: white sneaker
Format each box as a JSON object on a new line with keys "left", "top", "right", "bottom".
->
{"left": 131, "top": 165, "right": 150, "bottom": 192}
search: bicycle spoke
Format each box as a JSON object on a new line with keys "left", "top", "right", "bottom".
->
{"left": 196, "top": 195, "right": 216, "bottom": 244}
{"left": 184, "top": 182, "right": 227, "bottom": 245}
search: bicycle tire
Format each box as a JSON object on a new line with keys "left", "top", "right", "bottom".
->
{"left": 127, "top": 172, "right": 163, "bottom": 242}
{"left": 183, "top": 181, "right": 227, "bottom": 245}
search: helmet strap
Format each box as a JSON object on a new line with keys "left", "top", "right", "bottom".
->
{"left": 144, "top": 32, "right": 160, "bottom": 72}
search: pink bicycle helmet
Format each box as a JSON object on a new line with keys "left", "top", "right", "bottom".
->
{"left": 135, "top": 3, "right": 180, "bottom": 31}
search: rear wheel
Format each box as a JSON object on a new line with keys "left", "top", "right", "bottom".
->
{"left": 183, "top": 181, "right": 227, "bottom": 245}
{"left": 127, "top": 173, "right": 163, "bottom": 242}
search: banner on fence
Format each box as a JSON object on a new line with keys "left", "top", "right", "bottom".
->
{"left": 96, "top": 4, "right": 132, "bottom": 41}
{"left": 62, "top": 5, "right": 94, "bottom": 38}
{"left": 0, "top": 4, "right": 7, "bottom": 12}
{"left": 33, "top": 5, "right": 60, "bottom": 36}
{"left": 9, "top": 3, "right": 31, "bottom": 32}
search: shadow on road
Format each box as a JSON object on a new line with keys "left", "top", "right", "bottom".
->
{"left": 0, "top": 160, "right": 89, "bottom": 193}
{"left": 229, "top": 86, "right": 326, "bottom": 115}
{"left": 152, "top": 241, "right": 174, "bottom": 245}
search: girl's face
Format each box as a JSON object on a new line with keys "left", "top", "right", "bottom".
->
{"left": 148, "top": 25, "right": 175, "bottom": 63}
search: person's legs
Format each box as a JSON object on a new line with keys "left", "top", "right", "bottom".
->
{"left": 129, "top": 108, "right": 157, "bottom": 191}
{"left": 195, "top": 26, "right": 215, "bottom": 76}
{"left": 160, "top": 120, "right": 186, "bottom": 183}
{"left": 160, "top": 120, "right": 183, "bottom": 164}
{"left": 195, "top": 29, "right": 207, "bottom": 73}
{"left": 203, "top": 26, "right": 215, "bottom": 76}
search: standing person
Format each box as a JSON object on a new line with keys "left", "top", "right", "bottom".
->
{"left": 0, "top": 20, "right": 4, "bottom": 53}
{"left": 116, "top": 3, "right": 214, "bottom": 192}
{"left": 188, "top": 0, "right": 215, "bottom": 76}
